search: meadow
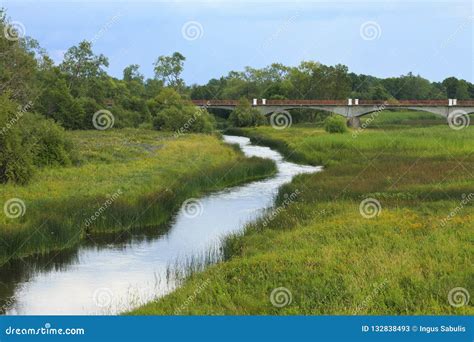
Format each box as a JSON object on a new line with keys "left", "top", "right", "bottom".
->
{"left": 0, "top": 129, "right": 276, "bottom": 265}
{"left": 131, "top": 111, "right": 473, "bottom": 315}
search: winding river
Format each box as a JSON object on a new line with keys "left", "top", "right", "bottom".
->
{"left": 0, "top": 135, "right": 321, "bottom": 315}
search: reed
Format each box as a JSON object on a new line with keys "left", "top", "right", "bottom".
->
{"left": 131, "top": 114, "right": 473, "bottom": 315}
{"left": 0, "top": 129, "right": 276, "bottom": 265}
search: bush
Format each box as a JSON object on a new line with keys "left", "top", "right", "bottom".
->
{"left": 153, "top": 106, "right": 214, "bottom": 133}
{"left": 0, "top": 94, "right": 34, "bottom": 184}
{"left": 228, "top": 98, "right": 266, "bottom": 127}
{"left": 76, "top": 97, "right": 101, "bottom": 129}
{"left": 149, "top": 88, "right": 215, "bottom": 133}
{"left": 324, "top": 115, "right": 348, "bottom": 133}
{"left": 0, "top": 94, "right": 77, "bottom": 184}
{"left": 109, "top": 105, "right": 141, "bottom": 129}
{"left": 35, "top": 70, "right": 86, "bottom": 129}
{"left": 22, "top": 113, "right": 76, "bottom": 167}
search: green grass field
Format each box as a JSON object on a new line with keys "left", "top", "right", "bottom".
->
{"left": 0, "top": 129, "right": 276, "bottom": 264}
{"left": 131, "top": 114, "right": 473, "bottom": 315}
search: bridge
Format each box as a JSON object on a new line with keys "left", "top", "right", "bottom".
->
{"left": 192, "top": 99, "right": 474, "bottom": 127}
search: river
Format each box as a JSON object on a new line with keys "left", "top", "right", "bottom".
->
{"left": 0, "top": 135, "right": 321, "bottom": 315}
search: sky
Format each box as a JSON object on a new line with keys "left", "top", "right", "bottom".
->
{"left": 2, "top": 0, "right": 473, "bottom": 84}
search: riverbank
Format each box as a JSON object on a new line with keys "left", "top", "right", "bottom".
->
{"left": 131, "top": 120, "right": 473, "bottom": 315}
{"left": 0, "top": 129, "right": 276, "bottom": 265}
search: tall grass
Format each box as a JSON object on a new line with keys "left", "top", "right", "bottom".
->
{"left": 131, "top": 116, "right": 473, "bottom": 315}
{"left": 0, "top": 129, "right": 276, "bottom": 265}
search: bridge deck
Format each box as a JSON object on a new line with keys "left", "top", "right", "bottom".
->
{"left": 192, "top": 99, "right": 474, "bottom": 106}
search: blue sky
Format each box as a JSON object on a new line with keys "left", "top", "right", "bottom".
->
{"left": 2, "top": 0, "right": 473, "bottom": 84}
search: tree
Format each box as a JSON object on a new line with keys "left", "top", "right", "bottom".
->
{"left": 369, "top": 85, "right": 391, "bottom": 100}
{"left": 153, "top": 52, "right": 185, "bottom": 91}
{"left": 148, "top": 88, "right": 215, "bottom": 133}
{"left": 60, "top": 40, "right": 109, "bottom": 97}
{"left": 228, "top": 98, "right": 266, "bottom": 127}
{"left": 0, "top": 9, "right": 40, "bottom": 103}
{"left": 123, "top": 64, "right": 144, "bottom": 83}
{"left": 0, "top": 94, "right": 34, "bottom": 184}
{"left": 35, "top": 67, "right": 85, "bottom": 129}
{"left": 455, "top": 80, "right": 470, "bottom": 100}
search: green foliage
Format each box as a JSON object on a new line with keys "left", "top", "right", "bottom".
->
{"left": 149, "top": 88, "right": 215, "bottom": 133}
{"left": 60, "top": 40, "right": 109, "bottom": 97}
{"left": 123, "top": 64, "right": 144, "bottom": 83}
{"left": 228, "top": 98, "right": 266, "bottom": 127}
{"left": 0, "top": 95, "right": 34, "bottom": 184}
{"left": 75, "top": 97, "right": 101, "bottom": 129}
{"left": 2, "top": 7, "right": 474, "bottom": 133}
{"left": 324, "top": 115, "right": 348, "bottom": 133}
{"left": 0, "top": 130, "right": 276, "bottom": 263}
{"left": 153, "top": 52, "right": 186, "bottom": 91}
{"left": 131, "top": 124, "right": 474, "bottom": 315}
{"left": 0, "top": 9, "right": 41, "bottom": 103}
{"left": 22, "top": 113, "right": 76, "bottom": 167}
{"left": 0, "top": 93, "right": 76, "bottom": 184}
{"left": 36, "top": 68, "right": 86, "bottom": 129}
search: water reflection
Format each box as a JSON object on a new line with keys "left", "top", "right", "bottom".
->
{"left": 1, "top": 135, "right": 321, "bottom": 315}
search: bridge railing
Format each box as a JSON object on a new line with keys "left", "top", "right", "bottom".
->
{"left": 192, "top": 99, "right": 474, "bottom": 107}
{"left": 458, "top": 100, "right": 474, "bottom": 106}
{"left": 358, "top": 100, "right": 449, "bottom": 106}
{"left": 191, "top": 99, "right": 242, "bottom": 106}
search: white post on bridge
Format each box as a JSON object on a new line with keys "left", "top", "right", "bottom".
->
{"left": 252, "top": 98, "right": 258, "bottom": 106}
{"left": 453, "top": 99, "right": 457, "bottom": 106}
{"left": 348, "top": 98, "right": 353, "bottom": 106}
{"left": 354, "top": 99, "right": 359, "bottom": 105}
{"left": 262, "top": 99, "right": 267, "bottom": 105}
{"left": 448, "top": 99, "right": 453, "bottom": 106}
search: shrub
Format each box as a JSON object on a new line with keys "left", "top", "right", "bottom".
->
{"left": 76, "top": 97, "right": 101, "bottom": 129}
{"left": 153, "top": 106, "right": 214, "bottom": 133}
{"left": 0, "top": 94, "right": 34, "bottom": 184}
{"left": 228, "top": 98, "right": 266, "bottom": 127}
{"left": 324, "top": 115, "right": 348, "bottom": 133}
{"left": 35, "top": 71, "right": 86, "bottom": 129}
{"left": 149, "top": 88, "right": 215, "bottom": 133}
{"left": 0, "top": 94, "right": 77, "bottom": 184}
{"left": 22, "top": 113, "right": 76, "bottom": 167}
{"left": 109, "top": 105, "right": 141, "bottom": 129}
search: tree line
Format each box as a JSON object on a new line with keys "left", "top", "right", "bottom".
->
{"left": 1, "top": 8, "right": 473, "bottom": 184}
{"left": 190, "top": 63, "right": 474, "bottom": 102}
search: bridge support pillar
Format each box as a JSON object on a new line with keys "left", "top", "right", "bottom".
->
{"left": 347, "top": 116, "right": 361, "bottom": 128}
